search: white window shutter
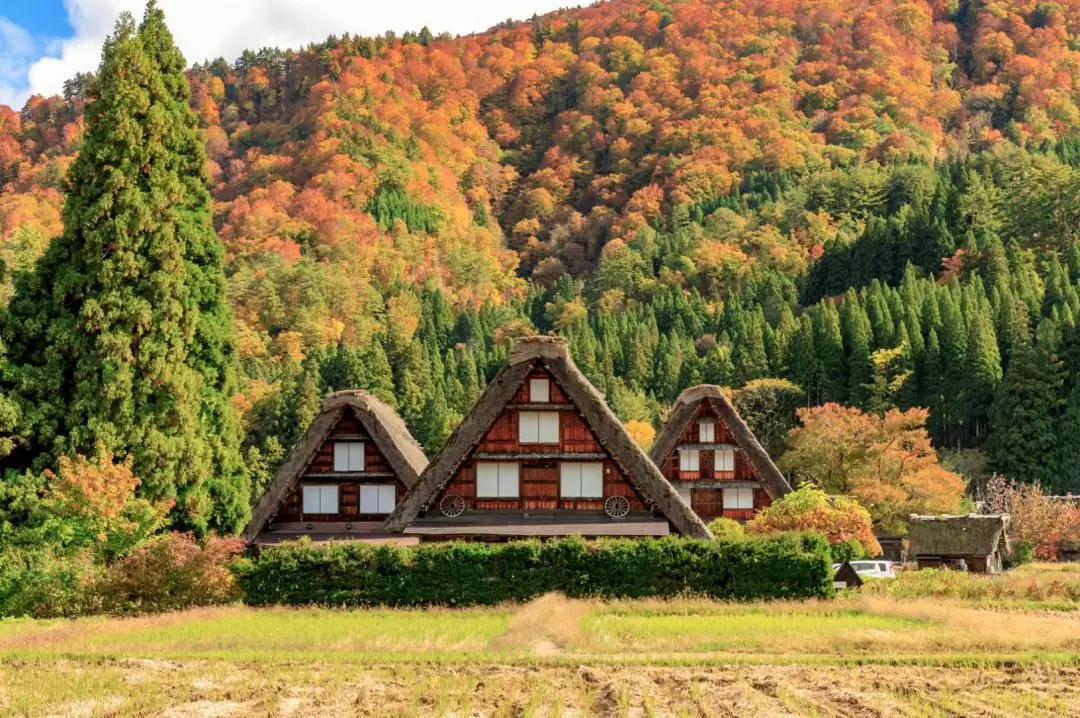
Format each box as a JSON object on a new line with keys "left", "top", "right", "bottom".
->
{"left": 537, "top": 413, "right": 560, "bottom": 443}
{"left": 498, "top": 463, "right": 519, "bottom": 497}
{"left": 723, "top": 487, "right": 753, "bottom": 509}
{"left": 560, "top": 462, "right": 581, "bottom": 497}
{"left": 529, "top": 378, "right": 550, "bottom": 403}
{"left": 303, "top": 486, "right": 321, "bottom": 513}
{"left": 699, "top": 421, "right": 715, "bottom": 443}
{"left": 334, "top": 443, "right": 350, "bottom": 472}
{"left": 334, "top": 442, "right": 364, "bottom": 471}
{"left": 581, "top": 463, "right": 603, "bottom": 497}
{"left": 679, "top": 449, "right": 700, "bottom": 471}
{"left": 350, "top": 442, "right": 365, "bottom": 471}
{"left": 715, "top": 448, "right": 735, "bottom": 472}
{"left": 378, "top": 485, "right": 396, "bottom": 513}
{"left": 518, "top": 412, "right": 539, "bottom": 443}
{"left": 320, "top": 485, "right": 339, "bottom": 513}
{"left": 359, "top": 485, "right": 377, "bottom": 513}
{"left": 477, "top": 463, "right": 500, "bottom": 497}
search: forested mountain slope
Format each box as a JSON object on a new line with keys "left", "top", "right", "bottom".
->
{"left": 4, "top": 0, "right": 1080, "bottom": 493}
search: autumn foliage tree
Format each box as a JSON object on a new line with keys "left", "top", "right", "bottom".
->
{"left": 746, "top": 485, "right": 881, "bottom": 559}
{"left": 779, "top": 404, "right": 965, "bottom": 534}
{"left": 976, "top": 474, "right": 1080, "bottom": 559}
{"left": 44, "top": 444, "right": 170, "bottom": 562}
{"left": 624, "top": 419, "right": 656, "bottom": 450}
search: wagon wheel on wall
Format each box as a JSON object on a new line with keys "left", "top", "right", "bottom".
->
{"left": 439, "top": 494, "right": 466, "bottom": 518}
{"left": 604, "top": 495, "right": 630, "bottom": 519}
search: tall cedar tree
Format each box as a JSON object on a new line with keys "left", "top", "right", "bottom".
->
{"left": 0, "top": 4, "right": 247, "bottom": 533}
{"left": 985, "top": 338, "right": 1062, "bottom": 487}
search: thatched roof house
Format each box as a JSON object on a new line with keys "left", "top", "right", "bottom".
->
{"left": 650, "top": 385, "right": 791, "bottom": 523}
{"left": 386, "top": 336, "right": 712, "bottom": 539}
{"left": 243, "top": 390, "right": 428, "bottom": 545}
{"left": 908, "top": 514, "right": 1011, "bottom": 574}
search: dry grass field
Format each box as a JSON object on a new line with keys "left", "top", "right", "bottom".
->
{"left": 2, "top": 564, "right": 1080, "bottom": 716}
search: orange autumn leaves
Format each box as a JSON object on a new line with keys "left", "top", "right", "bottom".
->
{"left": 779, "top": 404, "right": 965, "bottom": 534}
{"left": 747, "top": 486, "right": 881, "bottom": 558}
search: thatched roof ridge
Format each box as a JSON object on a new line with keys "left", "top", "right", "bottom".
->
{"left": 385, "top": 337, "right": 712, "bottom": 538}
{"left": 509, "top": 334, "right": 570, "bottom": 364}
{"left": 908, "top": 514, "right": 1011, "bottom": 557}
{"left": 242, "top": 390, "right": 428, "bottom": 543}
{"left": 650, "top": 384, "right": 792, "bottom": 499}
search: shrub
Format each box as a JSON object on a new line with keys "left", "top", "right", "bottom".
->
{"left": 1007, "top": 540, "right": 1036, "bottom": 568}
{"left": 234, "top": 533, "right": 834, "bottom": 607}
{"left": 829, "top": 539, "right": 865, "bottom": 563}
{"left": 747, "top": 485, "right": 881, "bottom": 557}
{"left": 707, "top": 517, "right": 745, "bottom": 539}
{"left": 96, "top": 532, "right": 245, "bottom": 613}
{"left": 0, "top": 547, "right": 101, "bottom": 618}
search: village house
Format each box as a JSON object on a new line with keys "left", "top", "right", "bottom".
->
{"left": 384, "top": 336, "right": 712, "bottom": 540}
{"left": 243, "top": 390, "right": 428, "bottom": 546}
{"left": 650, "top": 385, "right": 792, "bottom": 523}
{"left": 907, "top": 514, "right": 1012, "bottom": 574}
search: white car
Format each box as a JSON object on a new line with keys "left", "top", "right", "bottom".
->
{"left": 832, "top": 560, "right": 898, "bottom": 579}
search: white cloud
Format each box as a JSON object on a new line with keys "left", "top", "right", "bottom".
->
{"left": 1, "top": 0, "right": 577, "bottom": 108}
{"left": 0, "top": 16, "right": 38, "bottom": 107}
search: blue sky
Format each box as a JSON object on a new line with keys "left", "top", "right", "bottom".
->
{"left": 4, "top": 0, "right": 73, "bottom": 38}
{"left": 0, "top": 0, "right": 576, "bottom": 109}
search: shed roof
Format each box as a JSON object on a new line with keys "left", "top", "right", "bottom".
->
{"left": 650, "top": 384, "right": 792, "bottom": 499}
{"left": 907, "top": 514, "right": 1011, "bottom": 557}
{"left": 385, "top": 336, "right": 712, "bottom": 538}
{"left": 242, "top": 390, "right": 428, "bottom": 543}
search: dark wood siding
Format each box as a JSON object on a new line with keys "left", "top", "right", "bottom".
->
{"left": 691, "top": 488, "right": 724, "bottom": 522}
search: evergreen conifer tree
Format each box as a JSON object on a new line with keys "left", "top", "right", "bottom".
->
{"left": 841, "top": 293, "right": 873, "bottom": 407}
{"left": 361, "top": 338, "right": 397, "bottom": 406}
{"left": 1, "top": 3, "right": 247, "bottom": 532}
{"left": 986, "top": 337, "right": 1061, "bottom": 486}
{"left": 1055, "top": 378, "right": 1080, "bottom": 493}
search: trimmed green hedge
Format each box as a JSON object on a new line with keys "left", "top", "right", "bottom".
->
{"left": 233, "top": 533, "right": 833, "bottom": 607}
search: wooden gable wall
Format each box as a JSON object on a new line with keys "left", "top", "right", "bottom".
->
{"left": 658, "top": 399, "right": 772, "bottom": 522}
{"left": 274, "top": 410, "right": 406, "bottom": 524}
{"left": 435, "top": 365, "right": 647, "bottom": 512}
{"left": 658, "top": 400, "right": 758, "bottom": 481}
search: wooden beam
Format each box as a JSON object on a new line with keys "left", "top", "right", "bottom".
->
{"left": 676, "top": 442, "right": 738, "bottom": 451}
{"left": 670, "top": 479, "right": 761, "bottom": 490}
{"left": 471, "top": 452, "right": 608, "bottom": 460}
{"left": 326, "top": 433, "right": 371, "bottom": 441}
{"left": 404, "top": 521, "right": 669, "bottom": 537}
{"left": 301, "top": 471, "right": 397, "bottom": 479}
{"left": 503, "top": 403, "right": 579, "bottom": 411}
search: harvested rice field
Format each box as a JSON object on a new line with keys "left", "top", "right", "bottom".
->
{"left": 3, "top": 573, "right": 1080, "bottom": 717}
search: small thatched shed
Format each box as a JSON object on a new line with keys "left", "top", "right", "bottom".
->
{"left": 907, "top": 514, "right": 1011, "bottom": 574}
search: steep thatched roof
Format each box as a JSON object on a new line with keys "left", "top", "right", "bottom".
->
{"left": 650, "top": 384, "right": 792, "bottom": 499}
{"left": 385, "top": 336, "right": 712, "bottom": 538}
{"left": 908, "top": 514, "right": 1011, "bottom": 557}
{"left": 242, "top": 390, "right": 428, "bottom": 543}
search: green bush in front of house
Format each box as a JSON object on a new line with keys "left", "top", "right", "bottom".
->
{"left": 233, "top": 533, "right": 833, "bottom": 607}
